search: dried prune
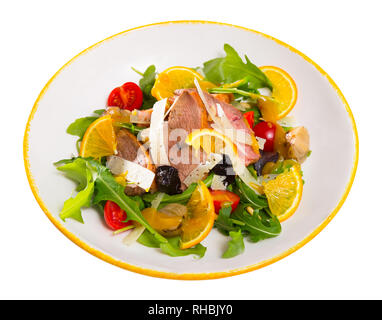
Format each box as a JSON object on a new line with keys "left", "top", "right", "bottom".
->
{"left": 155, "top": 166, "right": 182, "bottom": 195}
{"left": 211, "top": 155, "right": 235, "bottom": 186}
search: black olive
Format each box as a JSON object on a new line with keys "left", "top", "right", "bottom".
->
{"left": 253, "top": 151, "right": 279, "bottom": 176}
{"left": 211, "top": 155, "right": 235, "bottom": 186}
{"left": 155, "top": 166, "right": 182, "bottom": 195}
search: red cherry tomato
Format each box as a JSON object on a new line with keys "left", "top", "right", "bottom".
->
{"left": 104, "top": 201, "right": 132, "bottom": 230}
{"left": 244, "top": 111, "right": 255, "bottom": 130}
{"left": 107, "top": 82, "right": 143, "bottom": 111}
{"left": 209, "top": 190, "right": 240, "bottom": 214}
{"left": 253, "top": 121, "right": 276, "bottom": 152}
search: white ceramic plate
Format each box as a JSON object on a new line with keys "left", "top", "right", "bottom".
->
{"left": 24, "top": 21, "right": 358, "bottom": 280}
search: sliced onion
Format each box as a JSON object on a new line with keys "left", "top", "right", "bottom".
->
{"left": 151, "top": 192, "right": 165, "bottom": 210}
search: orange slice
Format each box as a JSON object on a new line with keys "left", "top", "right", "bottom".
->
{"left": 185, "top": 128, "right": 238, "bottom": 156}
{"left": 180, "top": 181, "right": 215, "bottom": 249}
{"left": 260, "top": 66, "right": 297, "bottom": 119}
{"left": 151, "top": 66, "right": 204, "bottom": 100}
{"left": 263, "top": 164, "right": 303, "bottom": 222}
{"left": 185, "top": 128, "right": 263, "bottom": 194}
{"left": 79, "top": 115, "right": 117, "bottom": 158}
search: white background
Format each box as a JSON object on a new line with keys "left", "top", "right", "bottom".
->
{"left": 0, "top": 0, "right": 380, "bottom": 300}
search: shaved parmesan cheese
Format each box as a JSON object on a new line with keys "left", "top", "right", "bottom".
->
{"left": 149, "top": 99, "right": 169, "bottom": 165}
{"left": 183, "top": 153, "right": 223, "bottom": 186}
{"left": 211, "top": 175, "right": 226, "bottom": 190}
{"left": 107, "top": 156, "right": 155, "bottom": 191}
{"left": 256, "top": 136, "right": 266, "bottom": 150}
{"left": 258, "top": 87, "right": 272, "bottom": 97}
{"left": 137, "top": 128, "right": 150, "bottom": 143}
{"left": 216, "top": 103, "right": 225, "bottom": 117}
{"left": 106, "top": 155, "right": 128, "bottom": 175}
{"left": 123, "top": 226, "right": 146, "bottom": 246}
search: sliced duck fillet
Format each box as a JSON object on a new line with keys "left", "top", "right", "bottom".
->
{"left": 167, "top": 90, "right": 209, "bottom": 188}
{"left": 114, "top": 128, "right": 155, "bottom": 195}
{"left": 175, "top": 89, "right": 260, "bottom": 166}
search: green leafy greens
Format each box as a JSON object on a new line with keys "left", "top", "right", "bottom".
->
{"left": 203, "top": 44, "right": 273, "bottom": 91}
{"left": 234, "top": 177, "right": 269, "bottom": 209}
{"left": 232, "top": 205, "right": 281, "bottom": 243}
{"left": 138, "top": 230, "right": 206, "bottom": 258}
{"left": 55, "top": 157, "right": 167, "bottom": 243}
{"left": 133, "top": 65, "right": 157, "bottom": 109}
{"left": 66, "top": 116, "right": 98, "bottom": 139}
{"left": 223, "top": 230, "right": 245, "bottom": 259}
{"left": 214, "top": 201, "right": 281, "bottom": 258}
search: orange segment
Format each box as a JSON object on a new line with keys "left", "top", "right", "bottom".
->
{"left": 151, "top": 66, "right": 204, "bottom": 100}
{"left": 79, "top": 115, "right": 117, "bottom": 158}
{"left": 263, "top": 165, "right": 303, "bottom": 222}
{"left": 180, "top": 181, "right": 215, "bottom": 249}
{"left": 260, "top": 66, "right": 297, "bottom": 119}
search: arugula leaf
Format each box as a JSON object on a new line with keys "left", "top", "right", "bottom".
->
{"left": 56, "top": 158, "right": 92, "bottom": 191}
{"left": 137, "top": 230, "right": 161, "bottom": 248}
{"left": 214, "top": 206, "right": 237, "bottom": 236}
{"left": 133, "top": 65, "right": 157, "bottom": 109}
{"left": 203, "top": 44, "right": 272, "bottom": 90}
{"left": 223, "top": 230, "right": 245, "bottom": 258}
{"left": 93, "top": 109, "right": 105, "bottom": 116}
{"left": 160, "top": 237, "right": 206, "bottom": 258}
{"left": 59, "top": 181, "right": 94, "bottom": 223}
{"left": 138, "top": 231, "right": 206, "bottom": 258}
{"left": 55, "top": 157, "right": 167, "bottom": 243}
{"left": 66, "top": 116, "right": 98, "bottom": 139}
{"left": 114, "top": 122, "right": 144, "bottom": 136}
{"left": 86, "top": 159, "right": 167, "bottom": 243}
{"left": 55, "top": 158, "right": 95, "bottom": 222}
{"left": 234, "top": 177, "right": 269, "bottom": 209}
{"left": 54, "top": 158, "right": 77, "bottom": 166}
{"left": 232, "top": 204, "right": 281, "bottom": 242}
{"left": 203, "top": 58, "right": 224, "bottom": 84}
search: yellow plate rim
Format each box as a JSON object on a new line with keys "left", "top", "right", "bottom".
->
{"left": 23, "top": 20, "right": 359, "bottom": 280}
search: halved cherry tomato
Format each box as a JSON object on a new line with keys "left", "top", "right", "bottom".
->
{"left": 209, "top": 190, "right": 240, "bottom": 214}
{"left": 107, "top": 82, "right": 143, "bottom": 111}
{"left": 104, "top": 200, "right": 132, "bottom": 230}
{"left": 253, "top": 121, "right": 276, "bottom": 152}
{"left": 244, "top": 111, "right": 255, "bottom": 130}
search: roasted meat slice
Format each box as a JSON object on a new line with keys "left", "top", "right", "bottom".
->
{"left": 114, "top": 128, "right": 155, "bottom": 195}
{"left": 167, "top": 90, "right": 209, "bottom": 189}
{"left": 175, "top": 89, "right": 260, "bottom": 166}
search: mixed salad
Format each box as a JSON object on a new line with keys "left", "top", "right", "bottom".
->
{"left": 56, "top": 44, "right": 310, "bottom": 259}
